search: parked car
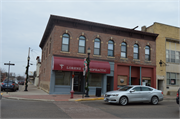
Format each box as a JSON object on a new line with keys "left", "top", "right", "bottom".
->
{"left": 18, "top": 81, "right": 24, "bottom": 85}
{"left": 1, "top": 80, "right": 19, "bottom": 91}
{"left": 176, "top": 88, "right": 179, "bottom": 104}
{"left": 104, "top": 85, "right": 163, "bottom": 106}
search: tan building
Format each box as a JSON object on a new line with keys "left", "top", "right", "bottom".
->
{"left": 142, "top": 22, "right": 180, "bottom": 95}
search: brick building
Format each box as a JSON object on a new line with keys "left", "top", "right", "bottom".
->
{"left": 39, "top": 15, "right": 158, "bottom": 94}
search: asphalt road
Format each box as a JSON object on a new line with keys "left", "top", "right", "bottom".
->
{"left": 0, "top": 98, "right": 179, "bottom": 118}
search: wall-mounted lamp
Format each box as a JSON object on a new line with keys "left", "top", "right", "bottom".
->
{"left": 159, "top": 60, "right": 167, "bottom": 67}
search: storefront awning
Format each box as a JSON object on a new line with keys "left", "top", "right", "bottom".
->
{"left": 53, "top": 56, "right": 110, "bottom": 74}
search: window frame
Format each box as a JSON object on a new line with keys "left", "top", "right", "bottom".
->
{"left": 94, "top": 38, "right": 101, "bottom": 55}
{"left": 145, "top": 45, "right": 150, "bottom": 61}
{"left": 108, "top": 40, "right": 114, "bottom": 56}
{"left": 121, "top": 42, "right": 127, "bottom": 58}
{"left": 78, "top": 36, "right": 86, "bottom": 53}
{"left": 61, "top": 33, "right": 70, "bottom": 52}
{"left": 133, "top": 44, "right": 139, "bottom": 59}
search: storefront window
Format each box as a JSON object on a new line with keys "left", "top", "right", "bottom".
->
{"left": 167, "top": 72, "right": 180, "bottom": 86}
{"left": 89, "top": 73, "right": 102, "bottom": 87}
{"left": 55, "top": 71, "right": 70, "bottom": 85}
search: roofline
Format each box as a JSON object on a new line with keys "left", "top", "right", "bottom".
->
{"left": 39, "top": 15, "right": 158, "bottom": 48}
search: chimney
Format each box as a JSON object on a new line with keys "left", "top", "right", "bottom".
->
{"left": 141, "top": 26, "right": 147, "bottom": 32}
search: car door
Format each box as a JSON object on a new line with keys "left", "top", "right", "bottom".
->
{"left": 141, "top": 87, "right": 153, "bottom": 102}
{"left": 128, "top": 86, "right": 142, "bottom": 102}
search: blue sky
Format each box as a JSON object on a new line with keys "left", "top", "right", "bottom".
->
{"left": 0, "top": 0, "right": 179, "bottom": 76}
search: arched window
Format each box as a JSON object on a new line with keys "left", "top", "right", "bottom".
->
{"left": 133, "top": 44, "right": 139, "bottom": 59}
{"left": 62, "top": 34, "right": 70, "bottom": 52}
{"left": 94, "top": 38, "right": 101, "bottom": 55}
{"left": 78, "top": 36, "right": 86, "bottom": 53}
{"left": 121, "top": 42, "right": 127, "bottom": 58}
{"left": 108, "top": 40, "right": 114, "bottom": 56}
{"left": 145, "top": 46, "right": 150, "bottom": 61}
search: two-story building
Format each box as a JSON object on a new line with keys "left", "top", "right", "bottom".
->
{"left": 144, "top": 22, "right": 180, "bottom": 95}
{"left": 39, "top": 15, "right": 158, "bottom": 95}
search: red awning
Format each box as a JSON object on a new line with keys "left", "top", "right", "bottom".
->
{"left": 53, "top": 56, "right": 110, "bottom": 74}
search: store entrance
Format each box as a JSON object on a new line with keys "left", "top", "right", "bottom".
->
{"left": 73, "top": 72, "right": 83, "bottom": 92}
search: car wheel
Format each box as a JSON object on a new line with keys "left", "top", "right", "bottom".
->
{"left": 119, "top": 96, "right": 128, "bottom": 106}
{"left": 151, "top": 96, "right": 159, "bottom": 105}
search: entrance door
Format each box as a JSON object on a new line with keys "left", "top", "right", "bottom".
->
{"left": 107, "top": 76, "right": 113, "bottom": 92}
{"left": 158, "top": 80, "right": 163, "bottom": 91}
{"left": 73, "top": 72, "right": 82, "bottom": 92}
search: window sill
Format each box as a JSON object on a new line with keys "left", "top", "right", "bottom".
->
{"left": 107, "top": 56, "right": 115, "bottom": 58}
{"left": 93, "top": 55, "right": 102, "bottom": 57}
{"left": 133, "top": 59, "right": 140, "bottom": 61}
{"left": 120, "top": 58, "right": 128, "bottom": 60}
{"left": 77, "top": 53, "right": 87, "bottom": 55}
{"left": 145, "top": 60, "right": 151, "bottom": 62}
{"left": 60, "top": 51, "right": 70, "bottom": 54}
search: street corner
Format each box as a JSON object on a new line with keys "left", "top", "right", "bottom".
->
{"left": 75, "top": 97, "right": 104, "bottom": 101}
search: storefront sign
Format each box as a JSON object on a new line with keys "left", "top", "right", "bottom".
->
{"left": 53, "top": 56, "right": 110, "bottom": 74}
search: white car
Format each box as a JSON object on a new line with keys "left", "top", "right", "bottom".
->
{"left": 104, "top": 85, "right": 163, "bottom": 106}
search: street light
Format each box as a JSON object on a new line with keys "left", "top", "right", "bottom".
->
{"left": 85, "top": 47, "right": 91, "bottom": 97}
{"left": 159, "top": 60, "right": 167, "bottom": 67}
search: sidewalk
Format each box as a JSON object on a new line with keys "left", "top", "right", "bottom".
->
{"left": 1, "top": 83, "right": 176, "bottom": 102}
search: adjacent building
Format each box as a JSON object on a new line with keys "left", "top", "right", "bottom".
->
{"left": 144, "top": 22, "right": 180, "bottom": 95}
{"left": 39, "top": 15, "right": 158, "bottom": 95}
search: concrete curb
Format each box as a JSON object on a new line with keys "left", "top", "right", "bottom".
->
{"left": 75, "top": 97, "right": 104, "bottom": 101}
{"left": 2, "top": 96, "right": 54, "bottom": 102}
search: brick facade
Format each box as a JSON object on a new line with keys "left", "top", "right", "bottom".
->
{"left": 39, "top": 15, "right": 158, "bottom": 93}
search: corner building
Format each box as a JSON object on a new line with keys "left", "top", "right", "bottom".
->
{"left": 39, "top": 15, "right": 158, "bottom": 95}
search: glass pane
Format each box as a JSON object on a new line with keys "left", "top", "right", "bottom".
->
{"left": 176, "top": 73, "right": 180, "bottom": 79}
{"left": 170, "top": 73, "right": 176, "bottom": 79}
{"left": 79, "top": 47, "right": 85, "bottom": 53}
{"left": 145, "top": 46, "right": 149, "bottom": 49}
{"left": 108, "top": 44, "right": 113, "bottom": 50}
{"left": 55, "top": 72, "right": 70, "bottom": 85}
{"left": 94, "top": 38, "right": 100, "bottom": 42}
{"left": 63, "top": 34, "right": 69, "bottom": 37}
{"left": 134, "top": 53, "right": 138, "bottom": 59}
{"left": 62, "top": 45, "right": 68, "bottom": 52}
{"left": 171, "top": 51, "right": 175, "bottom": 55}
{"left": 121, "top": 42, "right": 126, "bottom": 46}
{"left": 134, "top": 47, "right": 138, "bottom": 53}
{"left": 94, "top": 42, "right": 100, "bottom": 48}
{"left": 134, "top": 44, "right": 138, "bottom": 47}
{"left": 176, "top": 79, "right": 179, "bottom": 86}
{"left": 166, "top": 72, "right": 170, "bottom": 78}
{"left": 141, "top": 87, "right": 149, "bottom": 91}
{"left": 62, "top": 37, "right": 69, "bottom": 44}
{"left": 89, "top": 73, "right": 102, "bottom": 87}
{"left": 121, "top": 52, "right": 126, "bottom": 58}
{"left": 145, "top": 49, "right": 149, "bottom": 54}
{"left": 108, "top": 40, "right": 113, "bottom": 44}
{"left": 108, "top": 50, "right": 113, "bottom": 56}
{"left": 133, "top": 87, "right": 141, "bottom": 91}
{"left": 94, "top": 48, "right": 100, "bottom": 55}
{"left": 79, "top": 40, "right": 85, "bottom": 46}
{"left": 79, "top": 36, "right": 85, "bottom": 40}
{"left": 145, "top": 55, "right": 150, "bottom": 60}
{"left": 121, "top": 46, "right": 126, "bottom": 52}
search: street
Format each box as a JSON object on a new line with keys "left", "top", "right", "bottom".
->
{"left": 0, "top": 98, "right": 179, "bottom": 118}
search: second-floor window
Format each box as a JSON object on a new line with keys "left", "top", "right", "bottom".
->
{"left": 145, "top": 46, "right": 150, "bottom": 61}
{"left": 62, "top": 33, "right": 70, "bottom": 52}
{"left": 78, "top": 36, "right": 86, "bottom": 53}
{"left": 94, "top": 38, "right": 101, "bottom": 55}
{"left": 133, "top": 44, "right": 139, "bottom": 59}
{"left": 108, "top": 40, "right": 114, "bottom": 56}
{"left": 121, "top": 42, "right": 127, "bottom": 58}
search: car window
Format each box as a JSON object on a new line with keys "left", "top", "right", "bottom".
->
{"left": 118, "top": 86, "right": 132, "bottom": 91}
{"left": 132, "top": 87, "right": 141, "bottom": 91}
{"left": 141, "top": 87, "right": 151, "bottom": 91}
{"left": 148, "top": 88, "right": 153, "bottom": 91}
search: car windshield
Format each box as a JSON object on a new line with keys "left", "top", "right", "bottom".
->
{"left": 118, "top": 86, "right": 132, "bottom": 91}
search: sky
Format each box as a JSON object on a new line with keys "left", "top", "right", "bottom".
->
{"left": 0, "top": 0, "right": 180, "bottom": 77}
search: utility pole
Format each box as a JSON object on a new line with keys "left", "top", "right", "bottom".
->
{"left": 24, "top": 47, "right": 30, "bottom": 91}
{"left": 4, "top": 61, "right": 15, "bottom": 93}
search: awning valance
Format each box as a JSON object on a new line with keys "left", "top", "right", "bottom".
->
{"left": 53, "top": 56, "right": 110, "bottom": 74}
